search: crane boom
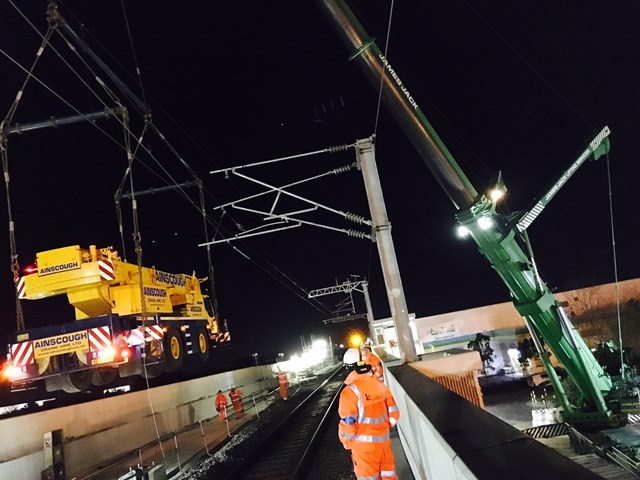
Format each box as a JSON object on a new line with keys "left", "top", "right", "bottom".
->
{"left": 317, "top": 0, "right": 624, "bottom": 428}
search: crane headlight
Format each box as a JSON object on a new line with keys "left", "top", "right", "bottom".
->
{"left": 488, "top": 171, "right": 507, "bottom": 203}
{"left": 477, "top": 216, "right": 493, "bottom": 230}
{"left": 456, "top": 225, "right": 470, "bottom": 238}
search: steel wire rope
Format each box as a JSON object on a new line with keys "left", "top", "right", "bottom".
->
{"left": 116, "top": 164, "right": 333, "bottom": 317}
{"left": 113, "top": 0, "right": 182, "bottom": 459}
{"left": 1, "top": 5, "right": 334, "bottom": 438}
{"left": 0, "top": 40, "right": 157, "bottom": 176}
{"left": 461, "top": 0, "right": 594, "bottom": 131}
{"left": 371, "top": 0, "right": 395, "bottom": 138}
{"left": 118, "top": 0, "right": 149, "bottom": 108}
{"left": 201, "top": 207, "right": 334, "bottom": 316}
{"left": 114, "top": 121, "right": 150, "bottom": 262}
{"left": 229, "top": 242, "right": 336, "bottom": 317}
{"left": 2, "top": 8, "right": 160, "bottom": 452}
{"left": 123, "top": 113, "right": 167, "bottom": 461}
{"left": 47, "top": 4, "right": 356, "bottom": 288}
{"left": 605, "top": 151, "right": 624, "bottom": 376}
{"left": 20, "top": 3, "right": 348, "bottom": 327}
{"left": 7, "top": 1, "right": 168, "bottom": 456}
{"left": 55, "top": 0, "right": 335, "bottom": 444}
{"left": 347, "top": 0, "right": 398, "bottom": 315}
{"left": 54, "top": 0, "right": 231, "bottom": 203}
{"left": 1, "top": 4, "right": 164, "bottom": 178}
{"left": 0, "top": 24, "right": 54, "bottom": 333}
{"left": 56, "top": 3, "right": 224, "bottom": 322}
{"left": 51, "top": 1, "right": 353, "bottom": 320}
{"left": 459, "top": 3, "right": 628, "bottom": 365}
{"left": 16, "top": 10, "right": 210, "bottom": 249}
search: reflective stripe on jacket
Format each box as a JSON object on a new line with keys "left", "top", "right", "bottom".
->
{"left": 338, "top": 371, "right": 399, "bottom": 448}
{"left": 230, "top": 389, "right": 243, "bottom": 403}
{"left": 215, "top": 393, "right": 227, "bottom": 409}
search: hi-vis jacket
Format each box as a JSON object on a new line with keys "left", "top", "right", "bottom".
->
{"left": 229, "top": 388, "right": 243, "bottom": 404}
{"left": 364, "top": 351, "right": 384, "bottom": 383}
{"left": 215, "top": 392, "right": 228, "bottom": 412}
{"left": 338, "top": 371, "right": 399, "bottom": 449}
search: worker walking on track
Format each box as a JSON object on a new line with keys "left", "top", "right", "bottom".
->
{"left": 361, "top": 344, "right": 384, "bottom": 383}
{"left": 338, "top": 347, "right": 400, "bottom": 480}
{"left": 277, "top": 370, "right": 289, "bottom": 400}
{"left": 215, "top": 389, "right": 228, "bottom": 423}
{"left": 229, "top": 386, "right": 244, "bottom": 419}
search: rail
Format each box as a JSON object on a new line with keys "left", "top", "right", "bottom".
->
{"left": 221, "top": 365, "right": 345, "bottom": 479}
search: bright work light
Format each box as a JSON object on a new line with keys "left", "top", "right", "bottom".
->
{"left": 478, "top": 216, "right": 493, "bottom": 230}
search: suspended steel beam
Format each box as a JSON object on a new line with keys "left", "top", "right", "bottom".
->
{"left": 118, "top": 179, "right": 200, "bottom": 200}
{"left": 4, "top": 107, "right": 124, "bottom": 136}
{"left": 309, "top": 280, "right": 367, "bottom": 298}
{"left": 322, "top": 313, "right": 368, "bottom": 324}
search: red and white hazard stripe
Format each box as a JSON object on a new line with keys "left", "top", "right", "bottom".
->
{"left": 89, "top": 326, "right": 112, "bottom": 352}
{"left": 127, "top": 325, "right": 164, "bottom": 346}
{"left": 10, "top": 341, "right": 34, "bottom": 367}
{"left": 15, "top": 277, "right": 26, "bottom": 299}
{"left": 146, "top": 325, "right": 164, "bottom": 341}
{"left": 128, "top": 328, "right": 145, "bottom": 346}
{"left": 217, "top": 331, "right": 231, "bottom": 342}
{"left": 99, "top": 259, "right": 116, "bottom": 281}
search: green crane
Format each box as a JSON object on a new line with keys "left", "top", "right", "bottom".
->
{"left": 317, "top": 0, "right": 624, "bottom": 429}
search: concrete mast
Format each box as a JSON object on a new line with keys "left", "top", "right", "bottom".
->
{"left": 357, "top": 137, "right": 417, "bottom": 363}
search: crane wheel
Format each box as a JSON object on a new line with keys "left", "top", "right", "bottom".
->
{"left": 194, "top": 327, "right": 210, "bottom": 365}
{"left": 164, "top": 327, "right": 184, "bottom": 372}
{"left": 91, "top": 368, "right": 117, "bottom": 386}
{"left": 141, "top": 362, "right": 164, "bottom": 378}
{"left": 47, "top": 371, "right": 93, "bottom": 393}
{"left": 118, "top": 359, "right": 142, "bottom": 378}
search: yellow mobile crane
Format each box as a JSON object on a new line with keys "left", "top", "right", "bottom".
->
{"left": 5, "top": 244, "right": 224, "bottom": 393}
{"left": 1, "top": 5, "right": 228, "bottom": 393}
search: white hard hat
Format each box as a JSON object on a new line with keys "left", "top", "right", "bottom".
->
{"left": 343, "top": 347, "right": 361, "bottom": 366}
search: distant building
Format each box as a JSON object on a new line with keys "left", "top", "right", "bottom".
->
{"left": 373, "top": 278, "right": 640, "bottom": 373}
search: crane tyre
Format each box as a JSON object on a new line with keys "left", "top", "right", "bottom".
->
{"left": 164, "top": 327, "right": 184, "bottom": 372}
{"left": 194, "top": 327, "right": 210, "bottom": 365}
{"left": 119, "top": 359, "right": 142, "bottom": 378}
{"left": 91, "top": 368, "right": 117, "bottom": 386}
{"left": 45, "top": 375, "right": 63, "bottom": 392}
{"left": 60, "top": 371, "right": 93, "bottom": 393}
{"left": 141, "top": 362, "right": 164, "bottom": 378}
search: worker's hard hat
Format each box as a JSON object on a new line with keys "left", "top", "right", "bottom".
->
{"left": 343, "top": 347, "right": 361, "bottom": 366}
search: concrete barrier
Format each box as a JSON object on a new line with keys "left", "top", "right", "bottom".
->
{"left": 387, "top": 363, "right": 603, "bottom": 480}
{"left": 0, "top": 364, "right": 276, "bottom": 479}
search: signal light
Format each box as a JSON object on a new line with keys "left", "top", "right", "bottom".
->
{"left": 22, "top": 264, "right": 38, "bottom": 275}
{"left": 3, "top": 364, "right": 22, "bottom": 380}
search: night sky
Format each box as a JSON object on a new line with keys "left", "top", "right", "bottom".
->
{"left": 1, "top": 1, "right": 639, "bottom": 360}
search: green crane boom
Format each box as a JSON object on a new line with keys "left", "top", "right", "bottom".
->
{"left": 317, "top": 0, "right": 624, "bottom": 428}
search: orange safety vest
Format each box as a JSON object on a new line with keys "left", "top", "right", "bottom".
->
{"left": 215, "top": 393, "right": 227, "bottom": 411}
{"left": 365, "top": 351, "right": 384, "bottom": 383}
{"left": 229, "top": 388, "right": 243, "bottom": 404}
{"left": 278, "top": 372, "right": 289, "bottom": 399}
{"left": 338, "top": 371, "right": 399, "bottom": 449}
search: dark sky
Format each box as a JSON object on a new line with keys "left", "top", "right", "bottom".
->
{"left": 1, "top": 1, "right": 639, "bottom": 359}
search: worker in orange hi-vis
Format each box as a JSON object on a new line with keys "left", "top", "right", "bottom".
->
{"left": 215, "top": 389, "right": 228, "bottom": 423}
{"left": 277, "top": 371, "right": 289, "bottom": 400}
{"left": 229, "top": 386, "right": 244, "bottom": 419}
{"left": 360, "top": 344, "right": 384, "bottom": 383}
{"left": 338, "top": 348, "right": 400, "bottom": 480}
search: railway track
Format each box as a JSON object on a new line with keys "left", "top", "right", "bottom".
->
{"left": 221, "top": 365, "right": 347, "bottom": 480}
